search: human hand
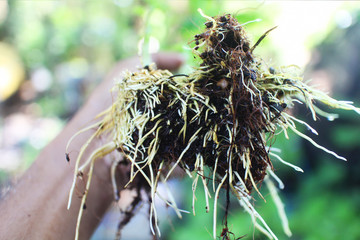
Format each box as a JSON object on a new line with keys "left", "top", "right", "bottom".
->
{"left": 0, "top": 52, "right": 184, "bottom": 240}
{"left": 67, "top": 52, "right": 184, "bottom": 238}
{"left": 84, "top": 52, "right": 184, "bottom": 118}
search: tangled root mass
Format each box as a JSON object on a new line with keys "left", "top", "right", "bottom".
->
{"left": 68, "top": 12, "right": 360, "bottom": 240}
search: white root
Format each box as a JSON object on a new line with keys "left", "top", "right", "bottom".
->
{"left": 213, "top": 172, "right": 228, "bottom": 239}
{"left": 265, "top": 177, "right": 292, "bottom": 237}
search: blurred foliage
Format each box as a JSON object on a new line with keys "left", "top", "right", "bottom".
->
{"left": 1, "top": 1, "right": 360, "bottom": 240}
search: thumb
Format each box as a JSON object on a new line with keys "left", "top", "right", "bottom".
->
{"left": 151, "top": 52, "right": 184, "bottom": 72}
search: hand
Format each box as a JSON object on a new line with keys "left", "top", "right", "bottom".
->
{"left": 85, "top": 53, "right": 184, "bottom": 117}
{"left": 0, "top": 53, "right": 184, "bottom": 240}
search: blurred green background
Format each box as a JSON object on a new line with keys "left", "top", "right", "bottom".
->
{"left": 1, "top": 1, "right": 360, "bottom": 239}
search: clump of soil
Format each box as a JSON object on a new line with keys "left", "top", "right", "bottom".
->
{"left": 67, "top": 11, "right": 360, "bottom": 240}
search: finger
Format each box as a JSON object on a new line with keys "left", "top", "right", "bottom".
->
{"left": 102, "top": 52, "right": 184, "bottom": 91}
{"left": 151, "top": 52, "right": 184, "bottom": 71}
{"left": 108, "top": 52, "right": 184, "bottom": 81}
{"left": 89, "top": 53, "right": 184, "bottom": 114}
